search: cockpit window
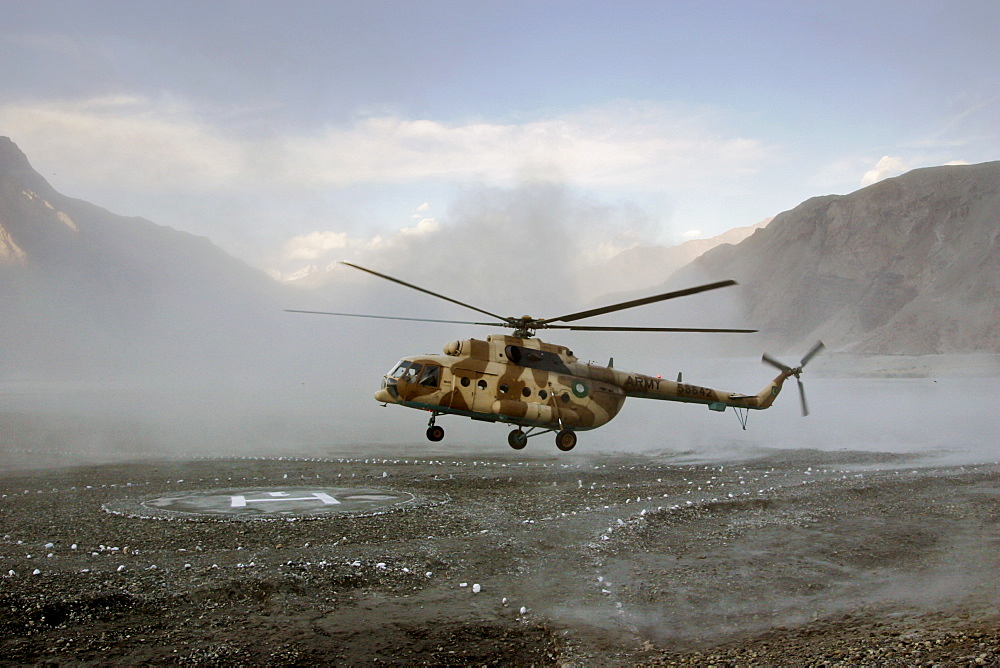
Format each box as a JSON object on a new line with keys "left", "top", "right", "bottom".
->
{"left": 389, "top": 361, "right": 411, "bottom": 378}
{"left": 401, "top": 363, "right": 422, "bottom": 383}
{"left": 418, "top": 365, "right": 441, "bottom": 387}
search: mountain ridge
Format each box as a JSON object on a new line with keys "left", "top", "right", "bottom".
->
{"left": 679, "top": 161, "right": 1000, "bottom": 354}
{"left": 0, "top": 136, "right": 289, "bottom": 378}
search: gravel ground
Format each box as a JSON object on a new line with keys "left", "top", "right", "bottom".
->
{"left": 1, "top": 448, "right": 997, "bottom": 665}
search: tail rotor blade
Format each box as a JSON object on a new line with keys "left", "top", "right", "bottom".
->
{"left": 800, "top": 341, "right": 825, "bottom": 367}
{"left": 762, "top": 353, "right": 792, "bottom": 373}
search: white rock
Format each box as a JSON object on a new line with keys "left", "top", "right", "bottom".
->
{"left": 472, "top": 584, "right": 481, "bottom": 593}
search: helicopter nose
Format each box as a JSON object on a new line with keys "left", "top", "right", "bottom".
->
{"left": 375, "top": 387, "right": 397, "bottom": 403}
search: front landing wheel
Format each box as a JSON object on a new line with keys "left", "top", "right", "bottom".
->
{"left": 426, "top": 425, "right": 445, "bottom": 442}
{"left": 507, "top": 429, "right": 528, "bottom": 450}
{"left": 555, "top": 429, "right": 577, "bottom": 451}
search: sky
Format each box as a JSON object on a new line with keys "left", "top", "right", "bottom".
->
{"left": 2, "top": 0, "right": 999, "bottom": 283}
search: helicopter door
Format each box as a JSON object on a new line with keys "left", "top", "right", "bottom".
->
{"left": 449, "top": 371, "right": 496, "bottom": 415}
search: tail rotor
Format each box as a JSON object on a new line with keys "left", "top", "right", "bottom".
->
{"left": 762, "top": 341, "right": 825, "bottom": 416}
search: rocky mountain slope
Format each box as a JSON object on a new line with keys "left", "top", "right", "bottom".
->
{"left": 0, "top": 137, "right": 287, "bottom": 378}
{"left": 679, "top": 162, "right": 1000, "bottom": 354}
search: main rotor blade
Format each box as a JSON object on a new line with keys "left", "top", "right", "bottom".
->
{"left": 285, "top": 310, "right": 503, "bottom": 327}
{"left": 340, "top": 262, "right": 507, "bottom": 322}
{"left": 537, "top": 280, "right": 738, "bottom": 325}
{"left": 546, "top": 324, "right": 757, "bottom": 333}
{"left": 797, "top": 377, "right": 810, "bottom": 416}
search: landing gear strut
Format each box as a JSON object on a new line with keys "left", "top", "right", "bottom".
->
{"left": 507, "top": 426, "right": 578, "bottom": 451}
{"left": 426, "top": 414, "right": 444, "bottom": 442}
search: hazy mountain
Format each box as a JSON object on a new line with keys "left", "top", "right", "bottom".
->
{"left": 598, "top": 218, "right": 770, "bottom": 295}
{"left": 674, "top": 162, "right": 1000, "bottom": 354}
{"left": 4, "top": 133, "right": 996, "bottom": 385}
{"left": 0, "top": 136, "right": 288, "bottom": 379}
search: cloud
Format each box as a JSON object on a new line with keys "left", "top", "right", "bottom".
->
{"left": 273, "top": 182, "right": 655, "bottom": 314}
{"left": 274, "top": 216, "right": 442, "bottom": 277}
{"left": 0, "top": 94, "right": 781, "bottom": 273}
{"left": 0, "top": 96, "right": 245, "bottom": 190}
{"left": 860, "top": 156, "right": 908, "bottom": 186}
{"left": 0, "top": 95, "right": 773, "bottom": 196}
{"left": 281, "top": 230, "right": 351, "bottom": 261}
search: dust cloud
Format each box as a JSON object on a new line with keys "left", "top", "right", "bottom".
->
{"left": 3, "top": 181, "right": 997, "bottom": 469}
{"left": 3, "top": 342, "right": 998, "bottom": 469}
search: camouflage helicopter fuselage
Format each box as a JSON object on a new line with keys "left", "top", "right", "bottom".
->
{"left": 374, "top": 333, "right": 793, "bottom": 438}
{"left": 291, "top": 261, "right": 821, "bottom": 451}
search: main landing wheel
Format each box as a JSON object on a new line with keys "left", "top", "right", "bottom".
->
{"left": 507, "top": 429, "right": 528, "bottom": 450}
{"left": 555, "top": 429, "right": 577, "bottom": 452}
{"left": 426, "top": 425, "right": 445, "bottom": 442}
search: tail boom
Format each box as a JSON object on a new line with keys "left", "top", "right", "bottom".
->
{"left": 618, "top": 371, "right": 792, "bottom": 412}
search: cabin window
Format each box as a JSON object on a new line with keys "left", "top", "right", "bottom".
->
{"left": 477, "top": 379, "right": 488, "bottom": 390}
{"left": 418, "top": 365, "right": 441, "bottom": 387}
{"left": 539, "top": 390, "right": 548, "bottom": 400}
{"left": 499, "top": 383, "right": 509, "bottom": 394}
{"left": 461, "top": 376, "right": 471, "bottom": 387}
{"left": 389, "top": 361, "right": 410, "bottom": 378}
{"left": 521, "top": 387, "right": 531, "bottom": 397}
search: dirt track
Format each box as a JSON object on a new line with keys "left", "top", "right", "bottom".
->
{"left": 1, "top": 449, "right": 998, "bottom": 665}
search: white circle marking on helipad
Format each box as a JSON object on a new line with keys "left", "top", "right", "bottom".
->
{"left": 140, "top": 487, "right": 415, "bottom": 517}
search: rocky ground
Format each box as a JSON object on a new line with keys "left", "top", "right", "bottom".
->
{"left": 0, "top": 447, "right": 997, "bottom": 665}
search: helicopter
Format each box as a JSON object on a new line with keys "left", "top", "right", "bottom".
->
{"left": 288, "top": 262, "right": 823, "bottom": 452}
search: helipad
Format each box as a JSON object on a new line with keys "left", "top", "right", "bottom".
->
{"left": 136, "top": 486, "right": 416, "bottom": 518}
